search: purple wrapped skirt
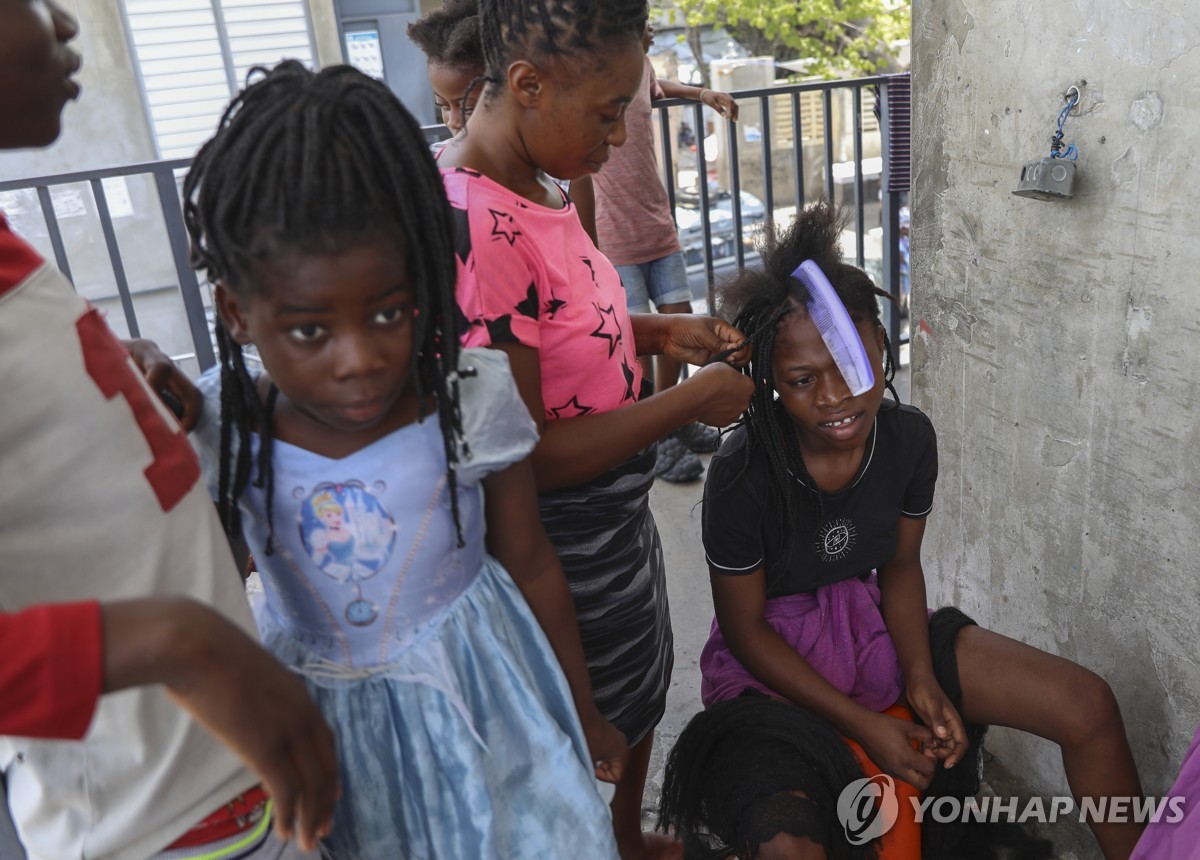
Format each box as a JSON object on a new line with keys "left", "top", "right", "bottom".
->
{"left": 700, "top": 574, "right": 904, "bottom": 713}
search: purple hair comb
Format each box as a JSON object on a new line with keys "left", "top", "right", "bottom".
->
{"left": 791, "top": 259, "right": 874, "bottom": 396}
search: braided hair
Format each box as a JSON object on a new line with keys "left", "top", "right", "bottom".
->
{"left": 468, "top": 0, "right": 648, "bottom": 103}
{"left": 718, "top": 200, "right": 900, "bottom": 547}
{"left": 657, "top": 694, "right": 875, "bottom": 860}
{"left": 407, "top": 0, "right": 484, "bottom": 70}
{"left": 184, "top": 60, "right": 468, "bottom": 552}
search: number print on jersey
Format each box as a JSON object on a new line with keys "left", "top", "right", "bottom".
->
{"left": 76, "top": 309, "right": 200, "bottom": 511}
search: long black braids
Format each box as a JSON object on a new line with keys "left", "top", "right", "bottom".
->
{"left": 719, "top": 200, "right": 900, "bottom": 553}
{"left": 184, "top": 60, "right": 469, "bottom": 551}
{"left": 656, "top": 695, "right": 875, "bottom": 860}
{"left": 464, "top": 0, "right": 648, "bottom": 111}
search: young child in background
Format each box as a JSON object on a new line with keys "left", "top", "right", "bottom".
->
{"left": 438, "top": 1, "right": 754, "bottom": 856}
{"left": 666, "top": 202, "right": 1144, "bottom": 860}
{"left": 591, "top": 22, "right": 741, "bottom": 483}
{"left": 407, "top": 0, "right": 598, "bottom": 243}
{"left": 184, "top": 61, "right": 624, "bottom": 859}
{"left": 0, "top": 3, "right": 337, "bottom": 858}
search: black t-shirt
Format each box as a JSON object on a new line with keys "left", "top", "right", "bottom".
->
{"left": 702, "top": 402, "right": 938, "bottom": 598}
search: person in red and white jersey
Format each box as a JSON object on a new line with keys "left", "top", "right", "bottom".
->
{"left": 0, "top": 2, "right": 338, "bottom": 858}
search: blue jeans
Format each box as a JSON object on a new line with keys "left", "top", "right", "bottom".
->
{"left": 615, "top": 251, "right": 696, "bottom": 313}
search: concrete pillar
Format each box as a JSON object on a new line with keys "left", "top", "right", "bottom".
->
{"left": 912, "top": 0, "right": 1200, "bottom": 794}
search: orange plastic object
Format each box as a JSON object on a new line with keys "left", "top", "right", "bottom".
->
{"left": 842, "top": 703, "right": 923, "bottom": 859}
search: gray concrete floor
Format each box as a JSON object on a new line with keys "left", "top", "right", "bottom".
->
{"left": 639, "top": 362, "right": 1102, "bottom": 858}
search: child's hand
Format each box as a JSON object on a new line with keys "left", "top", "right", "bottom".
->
{"left": 143, "top": 600, "right": 341, "bottom": 850}
{"left": 660, "top": 314, "right": 750, "bottom": 368}
{"left": 684, "top": 362, "right": 755, "bottom": 429}
{"left": 856, "top": 710, "right": 939, "bottom": 790}
{"left": 580, "top": 709, "right": 628, "bottom": 784}
{"left": 124, "top": 338, "right": 204, "bottom": 430}
{"left": 904, "top": 677, "right": 969, "bottom": 769}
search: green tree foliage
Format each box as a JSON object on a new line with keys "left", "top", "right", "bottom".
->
{"left": 657, "top": 0, "right": 909, "bottom": 79}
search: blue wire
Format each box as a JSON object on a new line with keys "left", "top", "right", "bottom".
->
{"left": 1051, "top": 93, "right": 1080, "bottom": 160}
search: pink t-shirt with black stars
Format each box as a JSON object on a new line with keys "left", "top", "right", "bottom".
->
{"left": 442, "top": 167, "right": 643, "bottom": 420}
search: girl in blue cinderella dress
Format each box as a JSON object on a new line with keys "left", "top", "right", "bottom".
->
{"left": 185, "top": 61, "right": 625, "bottom": 859}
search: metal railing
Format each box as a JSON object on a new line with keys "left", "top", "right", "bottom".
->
{"left": 652, "top": 72, "right": 909, "bottom": 354}
{"left": 0, "top": 158, "right": 215, "bottom": 369}
{"left": 0, "top": 74, "right": 909, "bottom": 374}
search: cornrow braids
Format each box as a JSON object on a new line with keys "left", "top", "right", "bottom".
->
{"left": 474, "top": 0, "right": 647, "bottom": 102}
{"left": 717, "top": 200, "right": 900, "bottom": 558}
{"left": 185, "top": 60, "right": 470, "bottom": 550}
{"left": 656, "top": 695, "right": 874, "bottom": 860}
{"left": 407, "top": 0, "right": 484, "bottom": 69}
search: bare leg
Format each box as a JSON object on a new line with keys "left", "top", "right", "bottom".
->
{"left": 653, "top": 301, "right": 692, "bottom": 394}
{"left": 611, "top": 731, "right": 683, "bottom": 860}
{"left": 955, "top": 625, "right": 1144, "bottom": 860}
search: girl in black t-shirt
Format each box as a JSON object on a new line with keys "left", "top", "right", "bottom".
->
{"left": 658, "top": 203, "right": 1143, "bottom": 860}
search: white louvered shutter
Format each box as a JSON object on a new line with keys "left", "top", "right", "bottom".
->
{"left": 123, "top": 0, "right": 315, "bottom": 160}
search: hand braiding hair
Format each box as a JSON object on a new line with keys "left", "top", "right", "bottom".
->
{"left": 184, "top": 60, "right": 470, "bottom": 551}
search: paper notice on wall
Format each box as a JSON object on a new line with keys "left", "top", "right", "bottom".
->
{"left": 0, "top": 189, "right": 44, "bottom": 241}
{"left": 345, "top": 30, "right": 385, "bottom": 81}
{"left": 100, "top": 176, "right": 135, "bottom": 219}
{"left": 52, "top": 187, "right": 88, "bottom": 219}
{"left": 0, "top": 189, "right": 33, "bottom": 216}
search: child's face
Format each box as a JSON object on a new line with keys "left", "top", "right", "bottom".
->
{"left": 771, "top": 310, "right": 887, "bottom": 454}
{"left": 521, "top": 37, "right": 646, "bottom": 182}
{"left": 429, "top": 62, "right": 480, "bottom": 135}
{"left": 216, "top": 237, "right": 419, "bottom": 436}
{"left": 0, "top": 0, "right": 81, "bottom": 149}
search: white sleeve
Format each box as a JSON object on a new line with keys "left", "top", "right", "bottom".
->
{"left": 454, "top": 348, "right": 540, "bottom": 484}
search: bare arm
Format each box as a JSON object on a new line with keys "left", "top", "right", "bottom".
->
{"left": 103, "top": 597, "right": 339, "bottom": 850}
{"left": 483, "top": 461, "right": 627, "bottom": 782}
{"left": 877, "top": 517, "right": 935, "bottom": 684}
{"left": 658, "top": 80, "right": 740, "bottom": 121}
{"left": 711, "top": 566, "right": 939, "bottom": 788}
{"left": 493, "top": 342, "right": 752, "bottom": 491}
{"left": 877, "top": 516, "right": 968, "bottom": 767}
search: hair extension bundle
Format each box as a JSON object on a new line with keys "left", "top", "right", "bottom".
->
{"left": 791, "top": 259, "right": 874, "bottom": 396}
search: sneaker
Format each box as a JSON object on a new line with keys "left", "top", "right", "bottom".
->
{"left": 654, "top": 437, "right": 704, "bottom": 483}
{"left": 675, "top": 421, "right": 721, "bottom": 454}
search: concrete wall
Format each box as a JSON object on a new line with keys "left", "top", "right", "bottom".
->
{"left": 911, "top": 0, "right": 1200, "bottom": 794}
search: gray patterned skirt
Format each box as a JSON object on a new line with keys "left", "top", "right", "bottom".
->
{"left": 538, "top": 443, "right": 673, "bottom": 747}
